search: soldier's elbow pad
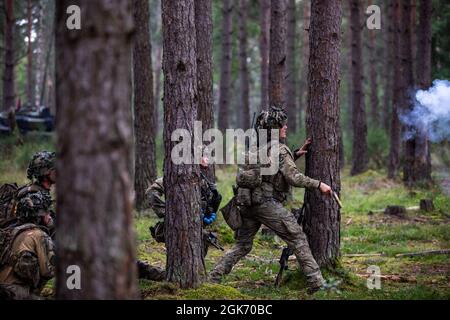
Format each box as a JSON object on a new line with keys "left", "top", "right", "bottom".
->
{"left": 13, "top": 251, "right": 40, "bottom": 289}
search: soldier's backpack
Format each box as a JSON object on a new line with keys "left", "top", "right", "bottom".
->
{"left": 0, "top": 183, "right": 19, "bottom": 221}
{"left": 0, "top": 223, "right": 38, "bottom": 267}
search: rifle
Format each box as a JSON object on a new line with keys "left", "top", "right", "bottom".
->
{"left": 200, "top": 171, "right": 222, "bottom": 215}
{"left": 274, "top": 204, "right": 306, "bottom": 287}
{"left": 275, "top": 246, "right": 293, "bottom": 287}
{"left": 206, "top": 231, "right": 224, "bottom": 251}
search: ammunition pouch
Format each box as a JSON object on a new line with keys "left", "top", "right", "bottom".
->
{"left": 220, "top": 197, "right": 242, "bottom": 231}
{"left": 236, "top": 166, "right": 262, "bottom": 189}
{"left": 236, "top": 188, "right": 252, "bottom": 207}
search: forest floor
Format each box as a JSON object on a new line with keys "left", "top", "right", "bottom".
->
{"left": 136, "top": 166, "right": 450, "bottom": 300}
{"left": 1, "top": 135, "right": 449, "bottom": 300}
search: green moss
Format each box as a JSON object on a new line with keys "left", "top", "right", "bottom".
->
{"left": 182, "top": 283, "right": 251, "bottom": 300}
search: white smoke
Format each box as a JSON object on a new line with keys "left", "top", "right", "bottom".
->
{"left": 400, "top": 80, "right": 450, "bottom": 142}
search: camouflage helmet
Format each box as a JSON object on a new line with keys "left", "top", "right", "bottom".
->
{"left": 27, "top": 151, "right": 56, "bottom": 181}
{"left": 255, "top": 106, "right": 288, "bottom": 131}
{"left": 16, "top": 191, "right": 52, "bottom": 221}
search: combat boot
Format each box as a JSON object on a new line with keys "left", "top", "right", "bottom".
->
{"left": 306, "top": 271, "right": 326, "bottom": 294}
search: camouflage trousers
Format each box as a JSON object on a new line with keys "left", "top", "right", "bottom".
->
{"left": 209, "top": 200, "right": 324, "bottom": 288}
{"left": 137, "top": 260, "right": 166, "bottom": 281}
{"left": 0, "top": 284, "right": 43, "bottom": 300}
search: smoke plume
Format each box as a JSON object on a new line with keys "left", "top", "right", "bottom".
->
{"left": 400, "top": 80, "right": 450, "bottom": 142}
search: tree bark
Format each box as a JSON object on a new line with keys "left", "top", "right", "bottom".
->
{"left": 238, "top": 0, "right": 250, "bottom": 129}
{"left": 269, "top": 0, "right": 287, "bottom": 108}
{"left": 259, "top": 0, "right": 270, "bottom": 111}
{"left": 401, "top": 0, "right": 416, "bottom": 187}
{"left": 162, "top": 0, "right": 205, "bottom": 288}
{"left": 298, "top": 0, "right": 310, "bottom": 131}
{"left": 133, "top": 0, "right": 157, "bottom": 211}
{"left": 285, "top": 0, "right": 297, "bottom": 132}
{"left": 383, "top": 0, "right": 394, "bottom": 133}
{"left": 414, "top": 0, "right": 432, "bottom": 183}
{"left": 195, "top": 0, "right": 215, "bottom": 181}
{"left": 27, "top": 0, "right": 34, "bottom": 106}
{"left": 367, "top": 0, "right": 379, "bottom": 127}
{"left": 3, "top": 0, "right": 15, "bottom": 112}
{"left": 154, "top": 46, "right": 162, "bottom": 134}
{"left": 55, "top": 0, "right": 138, "bottom": 299}
{"left": 218, "top": 0, "right": 233, "bottom": 132}
{"left": 304, "top": 0, "right": 342, "bottom": 268}
{"left": 350, "top": 0, "right": 368, "bottom": 176}
{"left": 388, "top": 0, "right": 402, "bottom": 179}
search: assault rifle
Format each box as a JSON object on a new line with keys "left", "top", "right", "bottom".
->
{"left": 206, "top": 231, "right": 224, "bottom": 251}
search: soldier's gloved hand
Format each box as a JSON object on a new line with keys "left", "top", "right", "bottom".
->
{"left": 203, "top": 212, "right": 217, "bottom": 225}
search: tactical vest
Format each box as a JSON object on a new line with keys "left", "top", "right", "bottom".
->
{"left": 235, "top": 144, "right": 291, "bottom": 206}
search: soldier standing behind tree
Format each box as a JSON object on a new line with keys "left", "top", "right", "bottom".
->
{"left": 209, "top": 107, "right": 332, "bottom": 293}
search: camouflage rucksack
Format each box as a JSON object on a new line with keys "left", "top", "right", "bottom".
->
{"left": 0, "top": 183, "right": 19, "bottom": 221}
{"left": 0, "top": 223, "right": 39, "bottom": 267}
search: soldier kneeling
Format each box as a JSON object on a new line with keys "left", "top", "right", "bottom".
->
{"left": 146, "top": 155, "right": 223, "bottom": 258}
{"left": 0, "top": 191, "right": 55, "bottom": 300}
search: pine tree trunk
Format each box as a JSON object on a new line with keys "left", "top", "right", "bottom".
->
{"left": 401, "top": 0, "right": 415, "bottom": 186}
{"left": 349, "top": 0, "right": 368, "bottom": 176}
{"left": 259, "top": 0, "right": 271, "bottom": 111}
{"left": 195, "top": 0, "right": 215, "bottom": 181}
{"left": 3, "top": 0, "right": 15, "bottom": 112}
{"left": 298, "top": 0, "right": 310, "bottom": 131}
{"left": 154, "top": 46, "right": 162, "bottom": 133}
{"left": 304, "top": 0, "right": 342, "bottom": 268}
{"left": 133, "top": 0, "right": 157, "bottom": 211}
{"left": 388, "top": 0, "right": 402, "bottom": 179}
{"left": 269, "top": 0, "right": 287, "bottom": 108}
{"left": 27, "top": 0, "right": 34, "bottom": 106}
{"left": 55, "top": 0, "right": 138, "bottom": 299}
{"left": 414, "top": 0, "right": 432, "bottom": 184}
{"left": 383, "top": 0, "right": 394, "bottom": 133}
{"left": 285, "top": 0, "right": 297, "bottom": 132}
{"left": 367, "top": 0, "right": 379, "bottom": 127}
{"left": 218, "top": 0, "right": 233, "bottom": 132}
{"left": 238, "top": 0, "right": 250, "bottom": 129}
{"left": 162, "top": 0, "right": 205, "bottom": 288}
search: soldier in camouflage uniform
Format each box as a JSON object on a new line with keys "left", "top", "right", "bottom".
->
{"left": 1, "top": 151, "right": 56, "bottom": 225}
{"left": 209, "top": 106, "right": 332, "bottom": 293}
{"left": 0, "top": 191, "right": 55, "bottom": 300}
{"left": 20, "top": 151, "right": 56, "bottom": 202}
{"left": 146, "top": 156, "right": 222, "bottom": 257}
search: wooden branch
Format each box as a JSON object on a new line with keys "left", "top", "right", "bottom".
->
{"left": 395, "top": 249, "right": 450, "bottom": 258}
{"left": 343, "top": 253, "right": 384, "bottom": 257}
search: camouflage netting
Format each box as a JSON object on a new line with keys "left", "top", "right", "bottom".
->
{"left": 26, "top": 151, "right": 55, "bottom": 181}
{"left": 16, "top": 191, "right": 52, "bottom": 220}
{"left": 255, "top": 106, "right": 288, "bottom": 131}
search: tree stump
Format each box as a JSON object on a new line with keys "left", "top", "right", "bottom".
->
{"left": 420, "top": 199, "right": 434, "bottom": 212}
{"left": 384, "top": 205, "right": 406, "bottom": 216}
